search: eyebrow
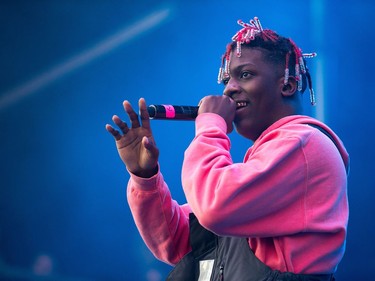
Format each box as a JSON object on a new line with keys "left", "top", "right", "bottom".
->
{"left": 229, "top": 62, "right": 257, "bottom": 74}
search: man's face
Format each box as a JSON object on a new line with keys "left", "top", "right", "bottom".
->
{"left": 223, "top": 47, "right": 285, "bottom": 141}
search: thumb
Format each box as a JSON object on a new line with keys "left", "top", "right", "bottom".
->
{"left": 142, "top": 136, "right": 158, "bottom": 155}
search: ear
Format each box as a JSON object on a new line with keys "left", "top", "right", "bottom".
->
{"left": 281, "top": 77, "right": 298, "bottom": 97}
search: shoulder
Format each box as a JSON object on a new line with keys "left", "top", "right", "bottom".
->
{"left": 254, "top": 116, "right": 317, "bottom": 149}
{"left": 257, "top": 115, "right": 340, "bottom": 147}
{"left": 250, "top": 115, "right": 340, "bottom": 161}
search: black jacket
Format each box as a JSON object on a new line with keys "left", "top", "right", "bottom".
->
{"left": 166, "top": 213, "right": 334, "bottom": 281}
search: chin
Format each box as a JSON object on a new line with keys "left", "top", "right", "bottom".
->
{"left": 234, "top": 119, "right": 257, "bottom": 141}
{"left": 233, "top": 125, "right": 251, "bottom": 140}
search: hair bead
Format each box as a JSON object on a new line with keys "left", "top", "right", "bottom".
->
{"left": 298, "top": 74, "right": 303, "bottom": 92}
{"left": 303, "top": 52, "right": 317, "bottom": 59}
{"left": 217, "top": 67, "right": 224, "bottom": 84}
{"left": 284, "top": 52, "right": 291, "bottom": 85}
{"left": 309, "top": 88, "right": 316, "bottom": 105}
{"left": 306, "top": 70, "right": 316, "bottom": 105}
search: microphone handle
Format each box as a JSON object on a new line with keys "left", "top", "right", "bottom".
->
{"left": 147, "top": 105, "right": 198, "bottom": 120}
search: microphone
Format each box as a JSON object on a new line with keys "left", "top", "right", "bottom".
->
{"left": 147, "top": 105, "right": 198, "bottom": 120}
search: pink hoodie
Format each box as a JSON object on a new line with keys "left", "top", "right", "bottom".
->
{"left": 127, "top": 114, "right": 349, "bottom": 274}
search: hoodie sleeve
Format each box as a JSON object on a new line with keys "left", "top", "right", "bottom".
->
{"left": 127, "top": 168, "right": 192, "bottom": 265}
{"left": 181, "top": 113, "right": 329, "bottom": 237}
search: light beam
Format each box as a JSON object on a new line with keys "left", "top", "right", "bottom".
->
{"left": 0, "top": 7, "right": 171, "bottom": 111}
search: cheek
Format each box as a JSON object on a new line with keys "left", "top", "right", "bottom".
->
{"left": 252, "top": 82, "right": 281, "bottom": 109}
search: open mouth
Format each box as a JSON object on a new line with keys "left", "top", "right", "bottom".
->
{"left": 236, "top": 101, "right": 248, "bottom": 110}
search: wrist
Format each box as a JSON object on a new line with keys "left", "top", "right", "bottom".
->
{"left": 132, "top": 166, "right": 158, "bottom": 178}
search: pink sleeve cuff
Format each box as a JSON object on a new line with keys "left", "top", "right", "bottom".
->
{"left": 195, "top": 113, "right": 227, "bottom": 135}
{"left": 128, "top": 164, "right": 161, "bottom": 191}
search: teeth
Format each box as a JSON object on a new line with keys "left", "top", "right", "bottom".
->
{"left": 236, "top": 102, "right": 247, "bottom": 108}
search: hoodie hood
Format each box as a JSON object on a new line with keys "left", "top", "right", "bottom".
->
{"left": 256, "top": 115, "right": 350, "bottom": 175}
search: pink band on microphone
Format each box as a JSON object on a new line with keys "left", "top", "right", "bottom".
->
{"left": 162, "top": 105, "right": 175, "bottom": 118}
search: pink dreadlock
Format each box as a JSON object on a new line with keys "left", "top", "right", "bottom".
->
{"left": 218, "top": 17, "right": 317, "bottom": 105}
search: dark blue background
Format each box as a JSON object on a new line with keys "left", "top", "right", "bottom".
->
{"left": 1, "top": 1, "right": 374, "bottom": 280}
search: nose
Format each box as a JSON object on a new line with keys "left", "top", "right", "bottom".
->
{"left": 223, "top": 78, "right": 240, "bottom": 98}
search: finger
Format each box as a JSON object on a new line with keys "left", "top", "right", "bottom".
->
{"left": 105, "top": 124, "right": 122, "bottom": 141}
{"left": 123, "top": 100, "right": 141, "bottom": 129}
{"left": 139, "top": 98, "right": 151, "bottom": 130}
{"left": 112, "top": 115, "right": 129, "bottom": 134}
{"left": 142, "top": 136, "right": 158, "bottom": 155}
{"left": 198, "top": 96, "right": 209, "bottom": 106}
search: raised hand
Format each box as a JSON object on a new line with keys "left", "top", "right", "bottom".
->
{"left": 106, "top": 98, "right": 159, "bottom": 178}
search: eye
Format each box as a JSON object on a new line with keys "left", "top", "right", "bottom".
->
{"left": 222, "top": 77, "right": 230, "bottom": 86}
{"left": 241, "top": 71, "right": 253, "bottom": 79}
